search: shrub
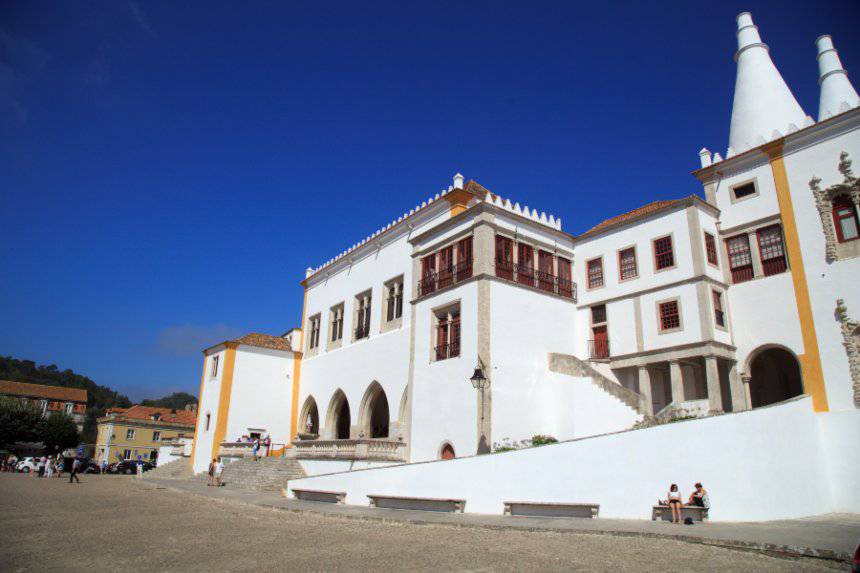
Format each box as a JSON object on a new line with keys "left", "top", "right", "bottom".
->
{"left": 531, "top": 434, "right": 558, "bottom": 446}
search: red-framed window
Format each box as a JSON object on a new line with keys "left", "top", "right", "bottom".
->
{"left": 659, "top": 300, "right": 681, "bottom": 331}
{"left": 653, "top": 236, "right": 674, "bottom": 270}
{"left": 435, "top": 312, "right": 460, "bottom": 361}
{"left": 756, "top": 225, "right": 787, "bottom": 277}
{"left": 456, "top": 237, "right": 473, "bottom": 279}
{"left": 435, "top": 317, "right": 449, "bottom": 360}
{"left": 537, "top": 250, "right": 554, "bottom": 292}
{"left": 591, "top": 304, "right": 607, "bottom": 325}
{"left": 557, "top": 257, "right": 572, "bottom": 297}
{"left": 587, "top": 258, "right": 604, "bottom": 289}
{"left": 450, "top": 316, "right": 461, "bottom": 358}
{"left": 726, "top": 234, "right": 754, "bottom": 283}
{"left": 495, "top": 235, "right": 513, "bottom": 280}
{"left": 438, "top": 245, "right": 454, "bottom": 288}
{"left": 618, "top": 247, "right": 637, "bottom": 280}
{"left": 517, "top": 243, "right": 535, "bottom": 286}
{"left": 712, "top": 290, "right": 725, "bottom": 328}
{"left": 420, "top": 253, "right": 437, "bottom": 295}
{"left": 704, "top": 232, "right": 719, "bottom": 266}
{"left": 833, "top": 195, "right": 860, "bottom": 243}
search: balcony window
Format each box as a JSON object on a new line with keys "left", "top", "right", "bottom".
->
{"left": 726, "top": 234, "right": 754, "bottom": 283}
{"left": 618, "top": 247, "right": 637, "bottom": 280}
{"left": 516, "top": 243, "right": 535, "bottom": 287}
{"left": 833, "top": 195, "right": 860, "bottom": 242}
{"left": 420, "top": 254, "right": 437, "bottom": 296}
{"left": 438, "top": 246, "right": 454, "bottom": 289}
{"left": 557, "top": 257, "right": 573, "bottom": 298}
{"left": 756, "top": 225, "right": 787, "bottom": 277}
{"left": 495, "top": 235, "right": 514, "bottom": 280}
{"left": 587, "top": 258, "right": 604, "bottom": 289}
{"left": 434, "top": 305, "right": 461, "bottom": 361}
{"left": 537, "top": 250, "right": 554, "bottom": 292}
{"left": 704, "top": 232, "right": 719, "bottom": 266}
{"left": 456, "top": 236, "right": 473, "bottom": 280}
{"left": 653, "top": 236, "right": 674, "bottom": 271}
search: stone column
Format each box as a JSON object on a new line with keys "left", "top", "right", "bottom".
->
{"left": 748, "top": 231, "right": 764, "bottom": 278}
{"left": 728, "top": 362, "right": 748, "bottom": 411}
{"left": 472, "top": 213, "right": 495, "bottom": 277}
{"left": 669, "top": 360, "right": 685, "bottom": 405}
{"left": 704, "top": 355, "right": 724, "bottom": 413}
{"left": 741, "top": 374, "right": 753, "bottom": 409}
{"left": 637, "top": 365, "right": 654, "bottom": 416}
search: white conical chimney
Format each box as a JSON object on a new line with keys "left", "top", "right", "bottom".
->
{"left": 816, "top": 35, "right": 860, "bottom": 121}
{"left": 728, "top": 12, "right": 807, "bottom": 153}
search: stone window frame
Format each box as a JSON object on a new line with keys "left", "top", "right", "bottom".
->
{"left": 810, "top": 152, "right": 860, "bottom": 262}
{"left": 381, "top": 275, "right": 404, "bottom": 333}
{"left": 327, "top": 303, "right": 344, "bottom": 350}
{"left": 586, "top": 255, "right": 605, "bottom": 290}
{"left": 352, "top": 289, "right": 373, "bottom": 342}
{"left": 704, "top": 231, "right": 720, "bottom": 268}
{"left": 729, "top": 178, "right": 760, "bottom": 204}
{"left": 430, "top": 299, "right": 461, "bottom": 363}
{"left": 126, "top": 429, "right": 136, "bottom": 440}
{"left": 152, "top": 431, "right": 161, "bottom": 442}
{"left": 711, "top": 288, "right": 728, "bottom": 332}
{"left": 835, "top": 299, "right": 860, "bottom": 408}
{"left": 306, "top": 313, "right": 322, "bottom": 355}
{"left": 655, "top": 296, "right": 684, "bottom": 335}
{"left": 652, "top": 234, "right": 677, "bottom": 273}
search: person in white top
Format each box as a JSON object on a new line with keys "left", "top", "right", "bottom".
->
{"left": 214, "top": 457, "right": 224, "bottom": 487}
{"left": 666, "top": 483, "right": 683, "bottom": 524}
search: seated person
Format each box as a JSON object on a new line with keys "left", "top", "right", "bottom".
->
{"left": 688, "top": 483, "right": 710, "bottom": 508}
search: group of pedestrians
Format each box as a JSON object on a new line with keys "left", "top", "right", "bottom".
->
{"left": 662, "top": 482, "right": 710, "bottom": 524}
{"left": 207, "top": 457, "right": 224, "bottom": 487}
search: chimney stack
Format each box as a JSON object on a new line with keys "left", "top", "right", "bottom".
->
{"left": 816, "top": 35, "right": 860, "bottom": 120}
{"left": 453, "top": 173, "right": 464, "bottom": 189}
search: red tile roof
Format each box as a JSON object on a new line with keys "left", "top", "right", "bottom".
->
{"left": 108, "top": 405, "right": 197, "bottom": 426}
{"left": 233, "top": 333, "right": 294, "bottom": 352}
{"left": 0, "top": 380, "right": 87, "bottom": 403}
{"left": 580, "top": 199, "right": 685, "bottom": 238}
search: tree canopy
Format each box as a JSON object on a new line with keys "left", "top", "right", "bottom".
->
{"left": 140, "top": 392, "right": 198, "bottom": 410}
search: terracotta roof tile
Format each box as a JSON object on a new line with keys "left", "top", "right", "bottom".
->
{"left": 580, "top": 199, "right": 685, "bottom": 238}
{"left": 232, "top": 333, "right": 294, "bottom": 352}
{"left": 0, "top": 380, "right": 87, "bottom": 403}
{"left": 109, "top": 405, "right": 196, "bottom": 426}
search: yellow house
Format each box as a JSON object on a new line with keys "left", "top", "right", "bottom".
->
{"left": 94, "top": 405, "right": 196, "bottom": 466}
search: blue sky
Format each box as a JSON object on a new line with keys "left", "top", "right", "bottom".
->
{"left": 1, "top": 1, "right": 857, "bottom": 401}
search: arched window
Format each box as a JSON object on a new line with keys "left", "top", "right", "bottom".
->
{"left": 833, "top": 195, "right": 859, "bottom": 243}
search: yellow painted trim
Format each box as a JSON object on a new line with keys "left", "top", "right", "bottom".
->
{"left": 189, "top": 357, "right": 207, "bottom": 461}
{"left": 288, "top": 288, "right": 308, "bottom": 444}
{"left": 210, "top": 344, "right": 238, "bottom": 459}
{"left": 444, "top": 188, "right": 474, "bottom": 218}
{"left": 765, "top": 142, "right": 829, "bottom": 412}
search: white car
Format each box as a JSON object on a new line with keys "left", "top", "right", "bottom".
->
{"left": 16, "top": 457, "right": 37, "bottom": 473}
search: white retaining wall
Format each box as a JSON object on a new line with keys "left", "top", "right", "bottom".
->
{"left": 287, "top": 396, "right": 859, "bottom": 521}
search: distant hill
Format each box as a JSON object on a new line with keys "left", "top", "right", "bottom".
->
{"left": 140, "top": 392, "right": 197, "bottom": 411}
{"left": 0, "top": 356, "right": 197, "bottom": 443}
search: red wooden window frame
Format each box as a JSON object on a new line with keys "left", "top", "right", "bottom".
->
{"left": 450, "top": 316, "right": 461, "bottom": 358}
{"left": 495, "top": 235, "right": 513, "bottom": 280}
{"left": 712, "top": 290, "right": 725, "bottom": 328}
{"left": 618, "top": 247, "right": 637, "bottom": 280}
{"left": 435, "top": 317, "right": 449, "bottom": 361}
{"left": 557, "top": 257, "right": 572, "bottom": 297}
{"left": 591, "top": 304, "right": 607, "bottom": 325}
{"left": 517, "top": 243, "right": 535, "bottom": 286}
{"left": 538, "top": 250, "right": 554, "bottom": 292}
{"left": 756, "top": 225, "right": 787, "bottom": 277}
{"left": 833, "top": 195, "right": 860, "bottom": 243}
{"left": 653, "top": 236, "right": 674, "bottom": 270}
{"left": 659, "top": 300, "right": 681, "bottom": 331}
{"left": 438, "top": 245, "right": 454, "bottom": 288}
{"left": 420, "top": 253, "right": 437, "bottom": 295}
{"left": 704, "top": 232, "right": 719, "bottom": 266}
{"left": 456, "top": 237, "right": 473, "bottom": 279}
{"left": 726, "top": 234, "right": 754, "bottom": 283}
{"left": 586, "top": 258, "right": 604, "bottom": 289}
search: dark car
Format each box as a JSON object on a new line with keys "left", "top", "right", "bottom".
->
{"left": 82, "top": 460, "right": 102, "bottom": 474}
{"left": 112, "top": 460, "right": 155, "bottom": 475}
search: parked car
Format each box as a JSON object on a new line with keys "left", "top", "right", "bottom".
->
{"left": 16, "top": 457, "right": 36, "bottom": 473}
{"left": 852, "top": 541, "right": 860, "bottom": 573}
{"left": 82, "top": 460, "right": 102, "bottom": 474}
{"left": 111, "top": 460, "right": 155, "bottom": 475}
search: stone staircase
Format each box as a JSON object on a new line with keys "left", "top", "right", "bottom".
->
{"left": 548, "top": 352, "right": 649, "bottom": 416}
{"left": 219, "top": 456, "right": 307, "bottom": 492}
{"left": 145, "top": 457, "right": 194, "bottom": 480}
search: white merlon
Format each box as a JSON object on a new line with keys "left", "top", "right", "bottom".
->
{"left": 816, "top": 35, "right": 860, "bottom": 121}
{"left": 729, "top": 12, "right": 808, "bottom": 153}
{"left": 453, "top": 173, "right": 464, "bottom": 189}
{"left": 699, "top": 148, "right": 712, "bottom": 168}
{"left": 713, "top": 152, "right": 724, "bottom": 163}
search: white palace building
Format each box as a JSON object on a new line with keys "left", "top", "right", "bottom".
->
{"left": 191, "top": 13, "right": 860, "bottom": 521}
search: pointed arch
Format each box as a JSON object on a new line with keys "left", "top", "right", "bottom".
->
{"left": 358, "top": 381, "right": 390, "bottom": 439}
{"left": 299, "top": 395, "right": 319, "bottom": 437}
{"left": 325, "top": 389, "right": 351, "bottom": 440}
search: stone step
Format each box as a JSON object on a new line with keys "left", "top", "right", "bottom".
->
{"left": 218, "top": 456, "right": 306, "bottom": 492}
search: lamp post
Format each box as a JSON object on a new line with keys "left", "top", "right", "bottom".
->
{"left": 469, "top": 364, "right": 490, "bottom": 453}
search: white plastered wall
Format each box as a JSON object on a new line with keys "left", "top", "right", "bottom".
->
{"left": 192, "top": 349, "right": 225, "bottom": 474}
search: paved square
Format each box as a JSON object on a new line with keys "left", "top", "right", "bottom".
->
{"left": 0, "top": 474, "right": 842, "bottom": 571}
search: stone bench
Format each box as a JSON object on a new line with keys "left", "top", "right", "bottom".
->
{"left": 291, "top": 488, "right": 346, "bottom": 504}
{"left": 503, "top": 501, "right": 600, "bottom": 518}
{"left": 367, "top": 494, "right": 465, "bottom": 513}
{"left": 652, "top": 505, "right": 709, "bottom": 522}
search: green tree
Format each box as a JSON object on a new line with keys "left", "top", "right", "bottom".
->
{"left": 140, "top": 392, "right": 198, "bottom": 410}
{"left": 0, "top": 397, "right": 43, "bottom": 447}
{"left": 39, "top": 413, "right": 80, "bottom": 453}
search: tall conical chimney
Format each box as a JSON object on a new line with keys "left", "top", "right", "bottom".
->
{"left": 728, "top": 12, "right": 808, "bottom": 154}
{"left": 816, "top": 35, "right": 860, "bottom": 121}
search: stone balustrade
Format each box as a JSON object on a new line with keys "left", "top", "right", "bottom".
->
{"left": 219, "top": 442, "right": 256, "bottom": 459}
{"left": 293, "top": 438, "right": 407, "bottom": 462}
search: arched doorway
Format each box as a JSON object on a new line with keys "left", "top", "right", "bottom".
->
{"left": 359, "top": 382, "right": 390, "bottom": 438}
{"left": 300, "top": 396, "right": 319, "bottom": 436}
{"left": 440, "top": 443, "right": 455, "bottom": 460}
{"left": 749, "top": 347, "right": 803, "bottom": 408}
{"left": 326, "top": 390, "right": 351, "bottom": 440}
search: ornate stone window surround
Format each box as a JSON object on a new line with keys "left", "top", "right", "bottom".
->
{"left": 835, "top": 299, "right": 860, "bottom": 408}
{"left": 809, "top": 152, "right": 860, "bottom": 262}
